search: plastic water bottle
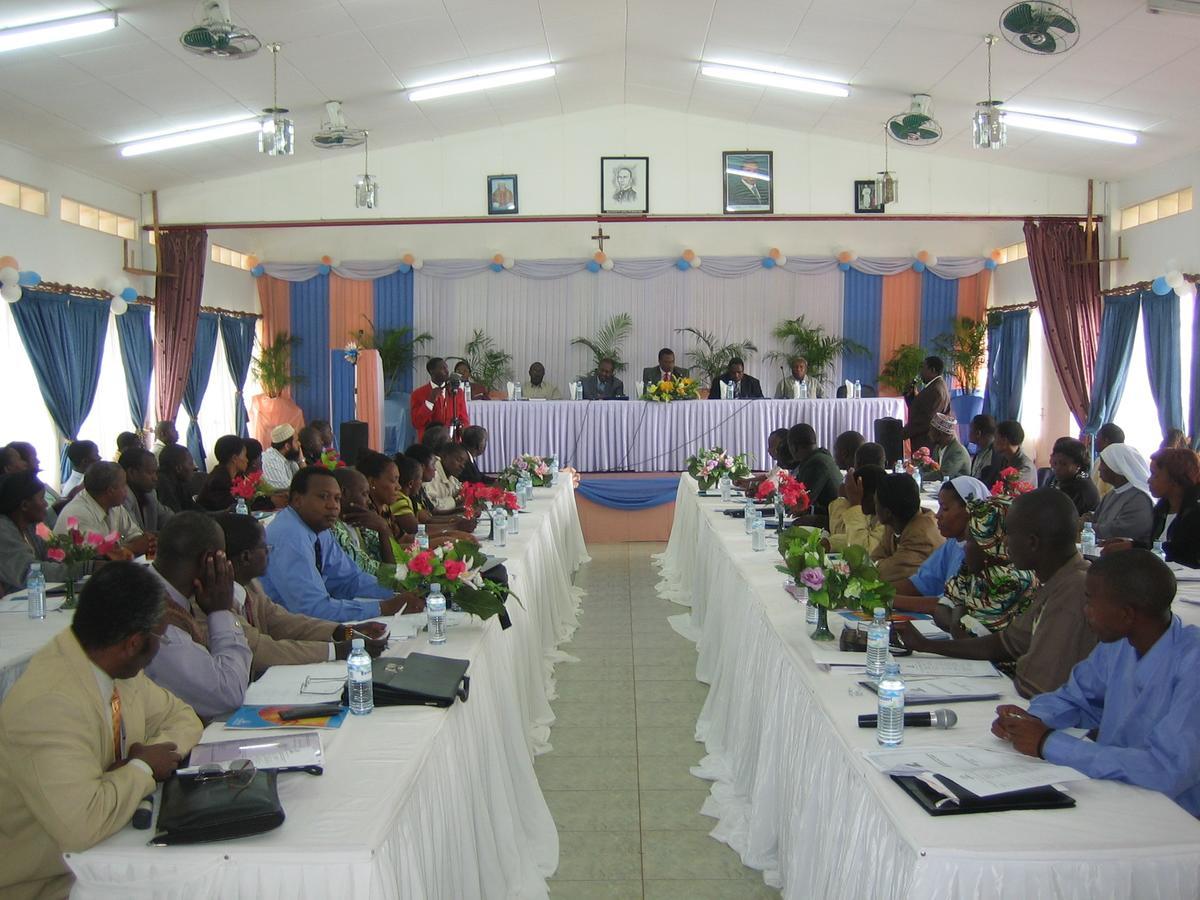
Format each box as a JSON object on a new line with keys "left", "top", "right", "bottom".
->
{"left": 719, "top": 474, "right": 732, "bottom": 501}
{"left": 494, "top": 508, "right": 508, "bottom": 547}
{"left": 798, "top": 380, "right": 808, "bottom": 399}
{"left": 513, "top": 383, "right": 523, "bottom": 401}
{"left": 347, "top": 638, "right": 373, "bottom": 715}
{"left": 913, "top": 468, "right": 922, "bottom": 492}
{"left": 751, "top": 514, "right": 766, "bottom": 551}
{"left": 415, "top": 524, "right": 429, "bottom": 551}
{"left": 877, "top": 661, "right": 905, "bottom": 747}
{"left": 235, "top": 497, "right": 249, "bottom": 516}
{"left": 1153, "top": 540, "right": 1167, "bottom": 562}
{"left": 774, "top": 491, "right": 786, "bottom": 531}
{"left": 805, "top": 597, "right": 819, "bottom": 626}
{"left": 894, "top": 460, "right": 904, "bottom": 475}
{"left": 426, "top": 583, "right": 447, "bottom": 645}
{"left": 508, "top": 502, "right": 520, "bottom": 535}
{"left": 549, "top": 455, "right": 560, "bottom": 486}
{"left": 854, "top": 379, "right": 862, "bottom": 399}
{"left": 866, "top": 607, "right": 890, "bottom": 681}
{"left": 26, "top": 562, "right": 45, "bottom": 620}
{"left": 1080, "top": 522, "right": 1096, "bottom": 556}
{"left": 744, "top": 502, "right": 756, "bottom": 534}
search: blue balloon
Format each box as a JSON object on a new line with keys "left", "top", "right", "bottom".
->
{"left": 586, "top": 260, "right": 601, "bottom": 273}
{"left": 18, "top": 271, "right": 40, "bottom": 286}
{"left": 838, "top": 262, "right": 851, "bottom": 272}
{"left": 120, "top": 286, "right": 138, "bottom": 302}
{"left": 1152, "top": 276, "right": 1171, "bottom": 296}
{"left": 251, "top": 265, "right": 265, "bottom": 277}
{"left": 762, "top": 257, "right": 776, "bottom": 269}
{"left": 913, "top": 261, "right": 926, "bottom": 273}
{"left": 490, "top": 262, "right": 504, "bottom": 273}
{"left": 317, "top": 263, "right": 331, "bottom": 275}
{"left": 984, "top": 258, "right": 998, "bottom": 270}
{"left": 675, "top": 258, "right": 690, "bottom": 271}
{"left": 398, "top": 263, "right": 412, "bottom": 274}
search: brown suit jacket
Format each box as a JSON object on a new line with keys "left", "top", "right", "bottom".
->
{"left": 871, "top": 509, "right": 946, "bottom": 583}
{"left": 192, "top": 579, "right": 336, "bottom": 677}
{"left": 903, "top": 376, "right": 952, "bottom": 450}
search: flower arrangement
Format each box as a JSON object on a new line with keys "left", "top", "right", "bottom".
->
{"left": 777, "top": 527, "right": 894, "bottom": 615}
{"left": 499, "top": 454, "right": 551, "bottom": 490}
{"left": 686, "top": 447, "right": 751, "bottom": 491}
{"left": 460, "top": 481, "right": 519, "bottom": 519}
{"left": 754, "top": 471, "right": 812, "bottom": 515}
{"left": 908, "top": 446, "right": 940, "bottom": 475}
{"left": 393, "top": 538, "right": 516, "bottom": 622}
{"left": 230, "top": 470, "right": 263, "bottom": 501}
{"left": 343, "top": 340, "right": 360, "bottom": 365}
{"left": 643, "top": 377, "right": 698, "bottom": 402}
{"left": 40, "top": 519, "right": 125, "bottom": 609}
{"left": 991, "top": 466, "right": 1034, "bottom": 498}
{"left": 319, "top": 449, "right": 346, "bottom": 471}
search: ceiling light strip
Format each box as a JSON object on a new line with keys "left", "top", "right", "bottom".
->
{"left": 0, "top": 11, "right": 117, "bottom": 53}
{"left": 408, "top": 65, "right": 556, "bottom": 102}
{"left": 120, "top": 118, "right": 261, "bottom": 157}
{"left": 700, "top": 63, "right": 849, "bottom": 98}
{"left": 1003, "top": 111, "right": 1138, "bottom": 145}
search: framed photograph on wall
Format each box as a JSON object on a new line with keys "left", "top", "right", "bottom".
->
{"left": 487, "top": 174, "right": 518, "bottom": 215}
{"left": 854, "top": 179, "right": 884, "bottom": 214}
{"left": 600, "top": 156, "right": 649, "bottom": 214}
{"left": 723, "top": 151, "right": 772, "bottom": 214}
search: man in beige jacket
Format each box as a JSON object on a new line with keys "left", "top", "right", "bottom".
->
{"left": 0, "top": 563, "right": 201, "bottom": 899}
{"left": 871, "top": 473, "right": 945, "bottom": 583}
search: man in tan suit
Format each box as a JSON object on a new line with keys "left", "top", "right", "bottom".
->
{"left": 871, "top": 473, "right": 946, "bottom": 583}
{"left": 0, "top": 563, "right": 201, "bottom": 899}
{"left": 902, "top": 356, "right": 952, "bottom": 453}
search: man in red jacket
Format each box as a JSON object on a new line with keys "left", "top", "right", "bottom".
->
{"left": 410, "top": 357, "right": 470, "bottom": 441}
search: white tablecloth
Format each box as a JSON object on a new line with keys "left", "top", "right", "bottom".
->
{"left": 63, "top": 481, "right": 590, "bottom": 900}
{"left": 469, "top": 398, "right": 905, "bottom": 473}
{"left": 0, "top": 596, "right": 73, "bottom": 701}
{"left": 655, "top": 476, "right": 1200, "bottom": 899}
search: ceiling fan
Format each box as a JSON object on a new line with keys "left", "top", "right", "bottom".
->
{"left": 180, "top": 0, "right": 261, "bottom": 59}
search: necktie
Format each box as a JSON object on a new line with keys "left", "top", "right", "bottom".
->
{"left": 314, "top": 538, "right": 323, "bottom": 574}
{"left": 110, "top": 686, "right": 123, "bottom": 762}
{"left": 242, "top": 593, "right": 255, "bottom": 627}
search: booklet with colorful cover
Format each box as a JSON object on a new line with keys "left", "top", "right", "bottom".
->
{"left": 224, "top": 704, "right": 349, "bottom": 730}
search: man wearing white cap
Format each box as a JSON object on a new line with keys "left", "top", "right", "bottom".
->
{"left": 929, "top": 412, "right": 971, "bottom": 478}
{"left": 1092, "top": 443, "right": 1154, "bottom": 546}
{"left": 261, "top": 424, "right": 302, "bottom": 491}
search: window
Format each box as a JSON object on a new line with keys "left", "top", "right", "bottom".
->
{"left": 0, "top": 176, "right": 47, "bottom": 215}
{"left": 60, "top": 196, "right": 137, "bottom": 239}
{"left": 997, "top": 241, "right": 1027, "bottom": 265}
{"left": 1120, "top": 187, "right": 1193, "bottom": 231}
{"left": 211, "top": 243, "right": 252, "bottom": 270}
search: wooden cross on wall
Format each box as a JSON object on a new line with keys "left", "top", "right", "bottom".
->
{"left": 591, "top": 227, "right": 610, "bottom": 253}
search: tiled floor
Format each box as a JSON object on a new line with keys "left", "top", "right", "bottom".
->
{"left": 539, "top": 543, "right": 780, "bottom": 900}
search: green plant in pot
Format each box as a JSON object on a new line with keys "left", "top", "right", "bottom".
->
{"left": 357, "top": 319, "right": 433, "bottom": 397}
{"left": 675, "top": 327, "right": 757, "bottom": 382}
{"left": 766, "top": 316, "right": 866, "bottom": 390}
{"left": 252, "top": 331, "right": 305, "bottom": 398}
{"left": 878, "top": 343, "right": 927, "bottom": 396}
{"left": 453, "top": 329, "right": 512, "bottom": 393}
{"left": 571, "top": 313, "right": 632, "bottom": 377}
{"left": 935, "top": 317, "right": 987, "bottom": 394}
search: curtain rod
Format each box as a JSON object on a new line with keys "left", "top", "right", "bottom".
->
{"left": 1102, "top": 273, "right": 1198, "bottom": 297}
{"left": 26, "top": 281, "right": 260, "bottom": 319}
{"left": 989, "top": 300, "right": 1039, "bottom": 313}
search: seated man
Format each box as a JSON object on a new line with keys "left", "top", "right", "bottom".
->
{"left": 871, "top": 473, "right": 945, "bottom": 583}
{"left": 151, "top": 420, "right": 180, "bottom": 458}
{"left": 460, "top": 425, "right": 495, "bottom": 485}
{"left": 298, "top": 425, "right": 324, "bottom": 466}
{"left": 0, "top": 563, "right": 201, "bottom": 899}
{"left": 454, "top": 360, "right": 490, "bottom": 401}
{"left": 61, "top": 439, "right": 100, "bottom": 497}
{"left": 787, "top": 424, "right": 842, "bottom": 517}
{"left": 1091, "top": 422, "right": 1124, "bottom": 500}
{"left": 827, "top": 464, "right": 886, "bottom": 554}
{"left": 155, "top": 444, "right": 198, "bottom": 513}
{"left": 211, "top": 514, "right": 386, "bottom": 677}
{"left": 774, "top": 356, "right": 823, "bottom": 399}
{"left": 991, "top": 551, "right": 1200, "bottom": 816}
{"left": 929, "top": 413, "right": 971, "bottom": 478}
{"left": 581, "top": 357, "right": 625, "bottom": 401}
{"left": 522, "top": 361, "right": 562, "bottom": 400}
{"left": 707, "top": 357, "right": 763, "bottom": 400}
{"left": 427, "top": 442, "right": 469, "bottom": 513}
{"left": 261, "top": 423, "right": 302, "bottom": 490}
{"left": 261, "top": 467, "right": 417, "bottom": 621}
{"left": 895, "top": 489, "right": 1097, "bottom": 699}
{"left": 993, "top": 420, "right": 1037, "bottom": 488}
{"left": 642, "top": 347, "right": 689, "bottom": 387}
{"left": 196, "top": 435, "right": 249, "bottom": 512}
{"left": 969, "top": 414, "right": 998, "bottom": 483}
{"left": 115, "top": 431, "right": 144, "bottom": 459}
{"left": 54, "top": 461, "right": 152, "bottom": 556}
{"left": 144, "top": 512, "right": 252, "bottom": 720}
{"left": 119, "top": 447, "right": 174, "bottom": 533}
{"left": 854, "top": 441, "right": 887, "bottom": 469}
{"left": 892, "top": 476, "right": 991, "bottom": 601}
{"left": 737, "top": 428, "right": 792, "bottom": 492}
{"left": 311, "top": 420, "right": 336, "bottom": 455}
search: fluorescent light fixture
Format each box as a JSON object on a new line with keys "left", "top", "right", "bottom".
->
{"left": 407, "top": 65, "right": 556, "bottom": 102}
{"left": 120, "top": 116, "right": 260, "bottom": 157}
{"left": 1003, "top": 111, "right": 1138, "bottom": 145}
{"left": 0, "top": 11, "right": 117, "bottom": 53}
{"left": 701, "top": 63, "right": 849, "bottom": 98}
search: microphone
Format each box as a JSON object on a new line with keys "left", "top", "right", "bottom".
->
{"left": 448, "top": 373, "right": 462, "bottom": 392}
{"left": 857, "top": 709, "right": 958, "bottom": 729}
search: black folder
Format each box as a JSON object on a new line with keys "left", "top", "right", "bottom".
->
{"left": 361, "top": 653, "right": 471, "bottom": 708}
{"left": 891, "top": 773, "right": 1075, "bottom": 816}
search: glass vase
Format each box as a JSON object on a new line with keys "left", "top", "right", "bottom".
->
{"left": 61, "top": 562, "right": 80, "bottom": 610}
{"left": 810, "top": 605, "right": 835, "bottom": 642}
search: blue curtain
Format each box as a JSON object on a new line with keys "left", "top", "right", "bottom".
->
{"left": 219, "top": 315, "right": 256, "bottom": 438}
{"left": 330, "top": 350, "right": 355, "bottom": 448}
{"left": 576, "top": 476, "right": 680, "bottom": 510}
{"left": 1083, "top": 294, "right": 1141, "bottom": 435}
{"left": 983, "top": 309, "right": 1030, "bottom": 421}
{"left": 183, "top": 312, "right": 219, "bottom": 469}
{"left": 841, "top": 268, "right": 882, "bottom": 389}
{"left": 290, "top": 274, "right": 330, "bottom": 423}
{"left": 1192, "top": 292, "right": 1200, "bottom": 449}
{"left": 919, "top": 271, "right": 959, "bottom": 384}
{"left": 115, "top": 304, "right": 153, "bottom": 433}
{"left": 9, "top": 290, "right": 110, "bottom": 482}
{"left": 1141, "top": 289, "right": 1183, "bottom": 437}
{"left": 373, "top": 268, "right": 414, "bottom": 393}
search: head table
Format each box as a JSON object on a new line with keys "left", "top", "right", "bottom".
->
{"left": 469, "top": 397, "right": 906, "bottom": 473}
{"left": 655, "top": 475, "right": 1200, "bottom": 899}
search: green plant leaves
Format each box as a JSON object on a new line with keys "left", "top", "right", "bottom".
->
{"left": 675, "top": 327, "right": 757, "bottom": 381}
{"left": 572, "top": 313, "right": 633, "bottom": 375}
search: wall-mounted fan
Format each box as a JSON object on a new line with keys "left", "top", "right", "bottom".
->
{"left": 311, "top": 101, "right": 368, "bottom": 149}
{"left": 887, "top": 94, "right": 942, "bottom": 146}
{"left": 181, "top": 0, "right": 260, "bottom": 59}
{"left": 1000, "top": 2, "right": 1080, "bottom": 55}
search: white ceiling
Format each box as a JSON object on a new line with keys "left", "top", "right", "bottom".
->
{"left": 1, "top": 0, "right": 1199, "bottom": 193}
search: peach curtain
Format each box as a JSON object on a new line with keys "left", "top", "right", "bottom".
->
{"left": 956, "top": 271, "right": 991, "bottom": 322}
{"left": 256, "top": 276, "right": 291, "bottom": 345}
{"left": 877, "top": 269, "right": 922, "bottom": 396}
{"left": 356, "top": 349, "right": 384, "bottom": 452}
{"left": 328, "top": 275, "right": 373, "bottom": 350}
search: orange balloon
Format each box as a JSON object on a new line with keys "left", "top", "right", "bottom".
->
{"left": 682, "top": 249, "right": 695, "bottom": 262}
{"left": 492, "top": 253, "right": 504, "bottom": 264}
{"left": 0, "top": 256, "right": 17, "bottom": 270}
{"left": 402, "top": 253, "right": 415, "bottom": 265}
{"left": 246, "top": 255, "right": 259, "bottom": 269}
{"left": 768, "top": 247, "right": 781, "bottom": 260}
{"left": 837, "top": 251, "right": 853, "bottom": 264}
{"left": 321, "top": 255, "right": 333, "bottom": 265}
{"left": 990, "top": 249, "right": 1003, "bottom": 262}
{"left": 916, "top": 250, "right": 930, "bottom": 263}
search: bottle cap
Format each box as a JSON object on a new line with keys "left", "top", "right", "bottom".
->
{"left": 873, "top": 607, "right": 884, "bottom": 617}
{"left": 430, "top": 583, "right": 441, "bottom": 593}
{"left": 30, "top": 562, "right": 40, "bottom": 571}
{"left": 352, "top": 637, "right": 364, "bottom": 650}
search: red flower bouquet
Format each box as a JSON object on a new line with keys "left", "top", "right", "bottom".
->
{"left": 231, "top": 470, "right": 263, "bottom": 500}
{"left": 991, "top": 466, "right": 1034, "bottom": 497}
{"left": 460, "top": 481, "right": 519, "bottom": 518}
{"left": 755, "top": 471, "right": 812, "bottom": 514}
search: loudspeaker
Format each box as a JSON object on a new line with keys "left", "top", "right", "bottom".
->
{"left": 874, "top": 417, "right": 904, "bottom": 468}
{"left": 339, "top": 420, "right": 370, "bottom": 467}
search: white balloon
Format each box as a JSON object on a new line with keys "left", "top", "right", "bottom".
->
{"left": 111, "top": 297, "right": 128, "bottom": 315}
{"left": 0, "top": 266, "right": 17, "bottom": 286}
{"left": 601, "top": 258, "right": 614, "bottom": 271}
{"left": 776, "top": 255, "right": 788, "bottom": 267}
{"left": 927, "top": 254, "right": 939, "bottom": 267}
{"left": 502, "top": 258, "right": 515, "bottom": 270}
{"left": 1166, "top": 270, "right": 1184, "bottom": 289}
{"left": 1, "top": 283, "right": 21, "bottom": 303}
{"left": 411, "top": 259, "right": 423, "bottom": 270}
{"left": 689, "top": 256, "right": 702, "bottom": 268}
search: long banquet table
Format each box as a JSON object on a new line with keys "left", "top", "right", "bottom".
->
{"left": 62, "top": 481, "right": 589, "bottom": 899}
{"left": 469, "top": 397, "right": 905, "bottom": 473}
{"left": 655, "top": 475, "right": 1200, "bottom": 899}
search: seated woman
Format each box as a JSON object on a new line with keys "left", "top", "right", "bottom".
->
{"left": 870, "top": 473, "right": 945, "bottom": 584}
{"left": 938, "top": 496, "right": 1038, "bottom": 637}
{"left": 359, "top": 452, "right": 475, "bottom": 555}
{"left": 826, "top": 464, "right": 886, "bottom": 554}
{"left": 454, "top": 360, "right": 490, "bottom": 401}
{"left": 196, "top": 435, "right": 249, "bottom": 512}
{"left": 1092, "top": 443, "right": 1154, "bottom": 546}
{"left": 403, "top": 444, "right": 473, "bottom": 529}
{"left": 1104, "top": 448, "right": 1200, "bottom": 567}
{"left": 1045, "top": 436, "right": 1099, "bottom": 516}
{"left": 328, "top": 467, "right": 401, "bottom": 585}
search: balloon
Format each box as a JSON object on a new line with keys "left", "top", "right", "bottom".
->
{"left": 927, "top": 254, "right": 939, "bottom": 267}
{"left": 489, "top": 262, "right": 504, "bottom": 273}
{"left": 913, "top": 261, "right": 926, "bottom": 273}
{"left": 120, "top": 286, "right": 138, "bottom": 302}
{"left": 0, "top": 266, "right": 18, "bottom": 286}
{"left": 586, "top": 260, "right": 601, "bottom": 273}
{"left": 837, "top": 251, "right": 854, "bottom": 264}
{"left": 1165, "top": 270, "right": 1184, "bottom": 289}
{"left": 398, "top": 263, "right": 412, "bottom": 274}
{"left": 1, "top": 283, "right": 21, "bottom": 303}
{"left": 492, "top": 254, "right": 504, "bottom": 264}
{"left": 245, "top": 255, "right": 259, "bottom": 269}
{"left": 320, "top": 255, "right": 332, "bottom": 265}
{"left": 317, "top": 263, "right": 331, "bottom": 275}
{"left": 18, "top": 271, "right": 40, "bottom": 286}
{"left": 762, "top": 257, "right": 776, "bottom": 269}
{"left": 916, "top": 250, "right": 930, "bottom": 264}
{"left": 838, "top": 262, "right": 851, "bottom": 272}
{"left": 411, "top": 258, "right": 423, "bottom": 270}
{"left": 502, "top": 258, "right": 515, "bottom": 270}
{"left": 990, "top": 249, "right": 1003, "bottom": 262}
{"left": 776, "top": 255, "right": 787, "bottom": 267}
{"left": 0, "top": 256, "right": 18, "bottom": 271}
{"left": 601, "top": 258, "right": 614, "bottom": 271}
{"left": 689, "top": 256, "right": 701, "bottom": 268}
{"left": 251, "top": 264, "right": 265, "bottom": 277}
{"left": 984, "top": 259, "right": 997, "bottom": 270}
{"left": 593, "top": 251, "right": 606, "bottom": 263}
{"left": 110, "top": 297, "right": 128, "bottom": 315}
{"left": 682, "top": 249, "right": 695, "bottom": 262}
{"left": 402, "top": 253, "right": 415, "bottom": 265}
{"left": 675, "top": 258, "right": 690, "bottom": 271}
{"left": 1152, "top": 276, "right": 1171, "bottom": 296}
{"left": 768, "top": 247, "right": 781, "bottom": 260}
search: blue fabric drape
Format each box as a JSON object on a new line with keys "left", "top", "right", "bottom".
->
{"left": 1192, "top": 293, "right": 1200, "bottom": 450}
{"left": 576, "top": 476, "right": 680, "bottom": 510}
{"left": 983, "top": 309, "right": 1030, "bottom": 421}
{"left": 183, "top": 313, "right": 219, "bottom": 469}
{"left": 919, "top": 271, "right": 959, "bottom": 366}
{"left": 841, "top": 268, "right": 882, "bottom": 389}
{"left": 115, "top": 304, "right": 153, "bottom": 432}
{"left": 218, "top": 315, "right": 256, "bottom": 438}
{"left": 1083, "top": 294, "right": 1141, "bottom": 435}
{"left": 9, "top": 290, "right": 110, "bottom": 482}
{"left": 373, "top": 268, "right": 415, "bottom": 393}
{"left": 330, "top": 350, "right": 355, "bottom": 449}
{"left": 290, "top": 275, "right": 330, "bottom": 424}
{"left": 1141, "top": 289, "right": 1183, "bottom": 436}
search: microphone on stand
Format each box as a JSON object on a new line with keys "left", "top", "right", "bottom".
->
{"left": 447, "top": 374, "right": 464, "bottom": 441}
{"left": 857, "top": 709, "right": 958, "bottom": 729}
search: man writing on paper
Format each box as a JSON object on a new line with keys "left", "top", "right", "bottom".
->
{"left": 410, "top": 357, "right": 470, "bottom": 441}
{"left": 0, "top": 563, "right": 201, "bottom": 899}
{"left": 992, "top": 551, "right": 1200, "bottom": 816}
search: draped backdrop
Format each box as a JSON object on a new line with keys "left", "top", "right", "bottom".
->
{"left": 154, "top": 228, "right": 208, "bottom": 424}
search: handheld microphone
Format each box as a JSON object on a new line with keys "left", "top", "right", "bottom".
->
{"left": 858, "top": 708, "right": 957, "bottom": 729}
{"left": 132, "top": 794, "right": 155, "bottom": 829}
{"left": 448, "top": 373, "right": 462, "bottom": 392}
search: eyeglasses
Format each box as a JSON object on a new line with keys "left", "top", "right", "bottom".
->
{"left": 300, "top": 675, "right": 346, "bottom": 696}
{"left": 194, "top": 757, "right": 256, "bottom": 788}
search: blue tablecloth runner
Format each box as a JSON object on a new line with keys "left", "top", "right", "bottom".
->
{"left": 576, "top": 476, "right": 680, "bottom": 510}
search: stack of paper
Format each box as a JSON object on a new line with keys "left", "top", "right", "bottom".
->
{"left": 862, "top": 745, "right": 1086, "bottom": 798}
{"left": 859, "top": 675, "right": 1003, "bottom": 704}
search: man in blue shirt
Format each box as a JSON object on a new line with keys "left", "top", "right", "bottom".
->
{"left": 261, "top": 467, "right": 420, "bottom": 621}
{"left": 992, "top": 550, "right": 1200, "bottom": 816}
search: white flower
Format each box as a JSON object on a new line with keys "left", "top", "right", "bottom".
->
{"left": 394, "top": 564, "right": 409, "bottom": 581}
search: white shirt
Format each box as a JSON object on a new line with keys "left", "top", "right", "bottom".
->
{"left": 91, "top": 662, "right": 153, "bottom": 777}
{"left": 260, "top": 447, "right": 299, "bottom": 490}
{"left": 62, "top": 470, "right": 84, "bottom": 494}
{"left": 53, "top": 489, "right": 143, "bottom": 540}
{"left": 427, "top": 458, "right": 461, "bottom": 512}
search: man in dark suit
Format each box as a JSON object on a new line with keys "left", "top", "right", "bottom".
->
{"left": 787, "top": 423, "right": 842, "bottom": 519}
{"left": 707, "top": 357, "right": 763, "bottom": 400}
{"left": 902, "top": 355, "right": 952, "bottom": 452}
{"left": 581, "top": 358, "right": 626, "bottom": 400}
{"left": 458, "top": 426, "right": 495, "bottom": 485}
{"left": 642, "top": 347, "right": 689, "bottom": 388}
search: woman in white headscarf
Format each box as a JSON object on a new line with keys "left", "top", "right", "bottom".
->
{"left": 1091, "top": 443, "right": 1154, "bottom": 545}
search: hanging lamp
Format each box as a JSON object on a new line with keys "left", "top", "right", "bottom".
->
{"left": 973, "top": 35, "right": 1006, "bottom": 150}
{"left": 258, "top": 42, "right": 294, "bottom": 156}
{"left": 355, "top": 132, "right": 379, "bottom": 208}
{"left": 874, "top": 125, "right": 898, "bottom": 206}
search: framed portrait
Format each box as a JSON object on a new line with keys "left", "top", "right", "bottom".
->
{"left": 723, "top": 151, "right": 773, "bottom": 214}
{"left": 487, "top": 174, "right": 518, "bottom": 215}
{"left": 600, "top": 156, "right": 649, "bottom": 214}
{"left": 854, "top": 179, "right": 884, "bottom": 214}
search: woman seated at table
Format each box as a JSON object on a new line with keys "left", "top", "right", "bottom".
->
{"left": 454, "top": 360, "right": 491, "bottom": 401}
{"left": 826, "top": 465, "right": 886, "bottom": 555}
{"left": 870, "top": 473, "right": 944, "bottom": 583}
{"left": 329, "top": 467, "right": 400, "bottom": 584}
{"left": 404, "top": 444, "right": 476, "bottom": 529}
{"left": 1091, "top": 443, "right": 1154, "bottom": 547}
{"left": 358, "top": 452, "right": 475, "bottom": 555}
{"left": 1103, "top": 447, "right": 1200, "bottom": 568}
{"left": 196, "top": 434, "right": 249, "bottom": 512}
{"left": 1045, "top": 436, "right": 1100, "bottom": 516}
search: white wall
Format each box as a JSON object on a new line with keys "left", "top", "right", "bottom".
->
{"left": 1113, "top": 150, "right": 1200, "bottom": 284}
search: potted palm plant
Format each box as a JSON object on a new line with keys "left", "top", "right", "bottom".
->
{"left": 571, "top": 313, "right": 633, "bottom": 377}
{"left": 766, "top": 316, "right": 866, "bottom": 391}
{"left": 878, "top": 343, "right": 926, "bottom": 396}
{"left": 453, "top": 329, "right": 513, "bottom": 396}
{"left": 357, "top": 320, "right": 434, "bottom": 452}
{"left": 250, "top": 331, "right": 305, "bottom": 446}
{"left": 936, "top": 316, "right": 988, "bottom": 443}
{"left": 675, "top": 327, "right": 757, "bottom": 395}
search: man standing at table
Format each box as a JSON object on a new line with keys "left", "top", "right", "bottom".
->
{"left": 410, "top": 357, "right": 470, "bottom": 441}
{"left": 707, "top": 357, "right": 763, "bottom": 400}
{"left": 902, "top": 356, "right": 951, "bottom": 452}
{"left": 581, "top": 358, "right": 625, "bottom": 400}
{"left": 642, "top": 348, "right": 689, "bottom": 387}
{"left": 0, "top": 563, "right": 201, "bottom": 900}
{"left": 774, "top": 357, "right": 824, "bottom": 399}
{"left": 522, "top": 362, "right": 563, "bottom": 400}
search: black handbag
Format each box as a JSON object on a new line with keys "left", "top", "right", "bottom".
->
{"left": 151, "top": 768, "right": 285, "bottom": 846}
{"left": 345, "top": 653, "right": 470, "bottom": 708}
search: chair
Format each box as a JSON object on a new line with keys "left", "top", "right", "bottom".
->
{"left": 836, "top": 385, "right": 847, "bottom": 399}
{"left": 861, "top": 383, "right": 877, "bottom": 398}
{"left": 1037, "top": 467, "right": 1053, "bottom": 489}
{"left": 874, "top": 417, "right": 904, "bottom": 468}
